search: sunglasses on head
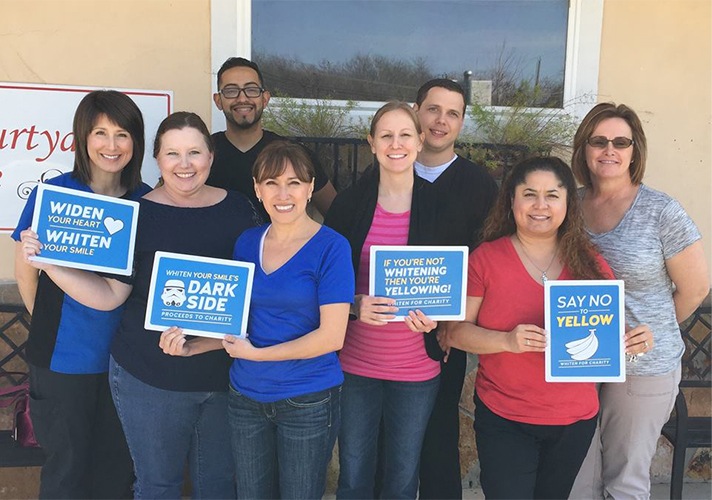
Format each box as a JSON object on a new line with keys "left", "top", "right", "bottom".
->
{"left": 587, "top": 136, "right": 634, "bottom": 149}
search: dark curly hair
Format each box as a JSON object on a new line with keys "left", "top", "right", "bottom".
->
{"left": 483, "top": 156, "right": 606, "bottom": 280}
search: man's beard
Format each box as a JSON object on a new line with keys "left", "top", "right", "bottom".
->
{"left": 225, "top": 106, "right": 263, "bottom": 130}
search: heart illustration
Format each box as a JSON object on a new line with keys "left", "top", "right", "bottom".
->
{"left": 103, "top": 217, "right": 124, "bottom": 235}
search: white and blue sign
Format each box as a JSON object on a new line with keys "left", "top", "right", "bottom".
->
{"left": 369, "top": 245, "right": 468, "bottom": 321}
{"left": 145, "top": 251, "right": 255, "bottom": 339}
{"left": 545, "top": 280, "right": 626, "bottom": 382}
{"left": 30, "top": 184, "right": 139, "bottom": 275}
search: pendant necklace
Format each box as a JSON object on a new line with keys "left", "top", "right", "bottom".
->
{"left": 515, "top": 235, "right": 559, "bottom": 283}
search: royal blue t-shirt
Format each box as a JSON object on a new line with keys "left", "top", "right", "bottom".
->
{"left": 11, "top": 172, "right": 151, "bottom": 374}
{"left": 229, "top": 224, "right": 355, "bottom": 402}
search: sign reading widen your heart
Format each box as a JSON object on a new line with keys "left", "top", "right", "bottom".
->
{"left": 30, "top": 184, "right": 140, "bottom": 275}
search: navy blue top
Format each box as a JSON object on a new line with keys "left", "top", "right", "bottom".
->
{"left": 111, "top": 190, "right": 259, "bottom": 392}
{"left": 12, "top": 172, "right": 151, "bottom": 374}
{"left": 229, "top": 224, "right": 354, "bottom": 402}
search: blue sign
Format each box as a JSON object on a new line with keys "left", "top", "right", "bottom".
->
{"left": 545, "top": 280, "right": 626, "bottom": 382}
{"left": 369, "top": 245, "right": 468, "bottom": 321}
{"left": 30, "top": 184, "right": 139, "bottom": 275}
{"left": 145, "top": 251, "right": 255, "bottom": 339}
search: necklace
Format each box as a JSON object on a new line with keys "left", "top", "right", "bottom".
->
{"left": 515, "top": 235, "right": 559, "bottom": 283}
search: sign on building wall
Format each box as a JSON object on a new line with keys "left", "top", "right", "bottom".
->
{"left": 0, "top": 83, "right": 172, "bottom": 232}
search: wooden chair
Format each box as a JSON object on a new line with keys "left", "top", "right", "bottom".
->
{"left": 661, "top": 297, "right": 711, "bottom": 500}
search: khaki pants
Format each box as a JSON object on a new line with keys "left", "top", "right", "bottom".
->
{"left": 569, "top": 365, "right": 681, "bottom": 500}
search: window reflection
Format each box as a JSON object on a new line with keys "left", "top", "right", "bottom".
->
{"left": 253, "top": 0, "right": 569, "bottom": 108}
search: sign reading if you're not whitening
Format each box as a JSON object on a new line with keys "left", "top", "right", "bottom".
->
{"left": 369, "top": 245, "right": 468, "bottom": 321}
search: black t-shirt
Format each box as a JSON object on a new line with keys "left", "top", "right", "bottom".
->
{"left": 110, "top": 190, "right": 259, "bottom": 392}
{"left": 206, "top": 130, "right": 329, "bottom": 221}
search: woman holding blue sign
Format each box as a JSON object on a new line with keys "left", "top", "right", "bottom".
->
{"left": 20, "top": 111, "right": 258, "bottom": 499}
{"left": 569, "top": 104, "right": 709, "bottom": 499}
{"left": 161, "top": 140, "right": 354, "bottom": 499}
{"left": 438, "top": 157, "right": 615, "bottom": 499}
{"left": 13, "top": 90, "right": 150, "bottom": 499}
{"left": 325, "top": 101, "right": 441, "bottom": 499}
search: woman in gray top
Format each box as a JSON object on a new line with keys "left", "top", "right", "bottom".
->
{"left": 568, "top": 102, "right": 709, "bottom": 499}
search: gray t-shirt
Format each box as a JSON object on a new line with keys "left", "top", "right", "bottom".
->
{"left": 581, "top": 184, "right": 701, "bottom": 376}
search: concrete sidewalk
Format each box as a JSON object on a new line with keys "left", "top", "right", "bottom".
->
{"left": 459, "top": 481, "right": 711, "bottom": 499}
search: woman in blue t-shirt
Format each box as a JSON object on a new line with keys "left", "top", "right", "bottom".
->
{"left": 160, "top": 140, "right": 355, "bottom": 499}
{"left": 13, "top": 90, "right": 151, "bottom": 499}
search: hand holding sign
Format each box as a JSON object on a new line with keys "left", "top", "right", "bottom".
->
{"left": 624, "top": 324, "right": 654, "bottom": 357}
{"left": 159, "top": 327, "right": 191, "bottom": 357}
{"left": 19, "top": 228, "right": 53, "bottom": 271}
{"left": 403, "top": 309, "right": 437, "bottom": 333}
{"left": 353, "top": 294, "right": 398, "bottom": 325}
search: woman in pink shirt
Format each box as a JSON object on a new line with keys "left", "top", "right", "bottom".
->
{"left": 325, "top": 102, "right": 440, "bottom": 499}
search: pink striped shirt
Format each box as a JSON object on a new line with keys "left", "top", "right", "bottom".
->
{"left": 339, "top": 204, "right": 440, "bottom": 381}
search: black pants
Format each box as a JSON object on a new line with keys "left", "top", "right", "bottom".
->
{"left": 29, "top": 364, "right": 134, "bottom": 499}
{"left": 418, "top": 347, "right": 467, "bottom": 499}
{"left": 474, "top": 391, "right": 597, "bottom": 500}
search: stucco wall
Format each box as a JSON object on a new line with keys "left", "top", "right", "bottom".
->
{"left": 0, "top": 0, "right": 212, "bottom": 280}
{"left": 597, "top": 0, "right": 711, "bottom": 277}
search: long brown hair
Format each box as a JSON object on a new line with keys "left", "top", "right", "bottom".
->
{"left": 483, "top": 156, "right": 606, "bottom": 280}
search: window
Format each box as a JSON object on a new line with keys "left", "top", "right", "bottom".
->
{"left": 252, "top": 0, "right": 569, "bottom": 108}
{"left": 210, "top": 0, "right": 602, "bottom": 125}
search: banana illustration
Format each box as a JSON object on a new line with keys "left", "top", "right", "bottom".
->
{"left": 565, "top": 329, "right": 599, "bottom": 360}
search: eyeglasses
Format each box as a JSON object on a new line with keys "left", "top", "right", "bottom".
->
{"left": 587, "top": 136, "right": 634, "bottom": 149}
{"left": 218, "top": 86, "right": 265, "bottom": 99}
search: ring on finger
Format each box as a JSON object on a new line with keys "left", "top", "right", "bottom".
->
{"left": 644, "top": 341, "right": 649, "bottom": 350}
{"left": 525, "top": 339, "right": 530, "bottom": 346}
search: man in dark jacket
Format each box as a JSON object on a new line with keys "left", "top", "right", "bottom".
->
{"left": 414, "top": 79, "right": 497, "bottom": 499}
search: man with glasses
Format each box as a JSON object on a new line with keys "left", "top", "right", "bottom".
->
{"left": 208, "top": 57, "right": 336, "bottom": 220}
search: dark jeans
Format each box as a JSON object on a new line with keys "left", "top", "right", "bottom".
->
{"left": 110, "top": 357, "right": 235, "bottom": 499}
{"left": 337, "top": 373, "right": 439, "bottom": 500}
{"left": 228, "top": 385, "right": 341, "bottom": 500}
{"left": 419, "top": 347, "right": 467, "bottom": 499}
{"left": 474, "top": 391, "right": 597, "bottom": 499}
{"left": 29, "top": 364, "right": 133, "bottom": 499}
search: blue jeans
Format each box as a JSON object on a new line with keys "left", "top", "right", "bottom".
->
{"left": 337, "top": 373, "right": 440, "bottom": 499}
{"left": 228, "top": 385, "right": 341, "bottom": 500}
{"left": 109, "top": 357, "right": 235, "bottom": 499}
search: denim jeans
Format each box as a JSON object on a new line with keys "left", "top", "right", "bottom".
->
{"left": 337, "top": 373, "right": 440, "bottom": 499}
{"left": 228, "top": 385, "right": 341, "bottom": 500}
{"left": 109, "top": 357, "right": 235, "bottom": 499}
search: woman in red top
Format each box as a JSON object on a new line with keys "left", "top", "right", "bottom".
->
{"left": 439, "top": 156, "right": 614, "bottom": 499}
